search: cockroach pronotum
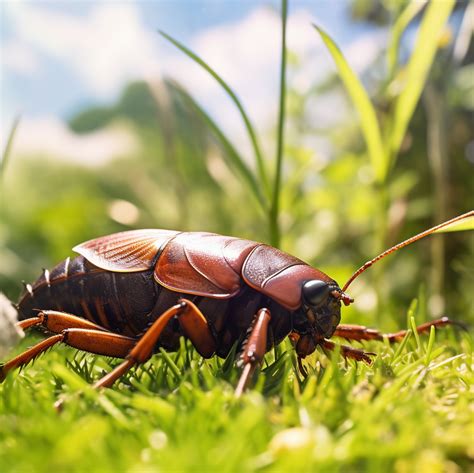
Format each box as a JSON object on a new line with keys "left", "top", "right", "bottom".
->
{"left": 1, "top": 211, "right": 472, "bottom": 397}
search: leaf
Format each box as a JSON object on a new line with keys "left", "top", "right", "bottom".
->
{"left": 434, "top": 213, "right": 474, "bottom": 233}
{"left": 387, "top": 1, "right": 427, "bottom": 77}
{"left": 388, "top": 0, "right": 455, "bottom": 158}
{"left": 1, "top": 115, "right": 20, "bottom": 180}
{"left": 313, "top": 24, "right": 386, "bottom": 183}
{"left": 159, "top": 30, "right": 269, "bottom": 197}
{"left": 168, "top": 80, "right": 267, "bottom": 212}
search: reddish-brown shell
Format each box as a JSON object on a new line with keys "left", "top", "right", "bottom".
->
{"left": 154, "top": 233, "right": 258, "bottom": 298}
{"left": 73, "top": 229, "right": 180, "bottom": 272}
{"left": 74, "top": 230, "right": 334, "bottom": 311}
{"left": 241, "top": 245, "right": 333, "bottom": 310}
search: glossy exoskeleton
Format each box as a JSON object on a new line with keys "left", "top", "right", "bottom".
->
{"left": 1, "top": 211, "right": 472, "bottom": 395}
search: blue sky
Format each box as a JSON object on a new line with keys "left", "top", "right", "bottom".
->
{"left": 1, "top": 1, "right": 382, "bottom": 165}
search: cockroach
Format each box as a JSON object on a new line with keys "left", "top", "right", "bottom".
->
{"left": 1, "top": 211, "right": 472, "bottom": 396}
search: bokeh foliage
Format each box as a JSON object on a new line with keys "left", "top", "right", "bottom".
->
{"left": 2, "top": 1, "right": 471, "bottom": 322}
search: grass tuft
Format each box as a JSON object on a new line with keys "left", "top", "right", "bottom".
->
{"left": 0, "top": 312, "right": 471, "bottom": 472}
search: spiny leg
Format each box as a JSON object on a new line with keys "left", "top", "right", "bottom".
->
{"left": 93, "top": 298, "right": 217, "bottom": 389}
{"left": 321, "top": 339, "right": 375, "bottom": 363}
{"left": 1, "top": 309, "right": 123, "bottom": 381}
{"left": 235, "top": 308, "right": 271, "bottom": 398}
{"left": 18, "top": 310, "right": 111, "bottom": 333}
{"left": 0, "top": 328, "right": 136, "bottom": 382}
{"left": 334, "top": 317, "right": 461, "bottom": 343}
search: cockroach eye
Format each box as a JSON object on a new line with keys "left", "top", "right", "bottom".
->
{"left": 302, "top": 280, "right": 330, "bottom": 306}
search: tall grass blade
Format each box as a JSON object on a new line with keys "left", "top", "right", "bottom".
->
{"left": 410, "top": 315, "right": 421, "bottom": 352}
{"left": 388, "top": 0, "right": 455, "bottom": 161}
{"left": 270, "top": 0, "right": 288, "bottom": 248}
{"left": 169, "top": 80, "right": 267, "bottom": 211}
{"left": 313, "top": 24, "right": 386, "bottom": 182}
{"left": 392, "top": 329, "right": 412, "bottom": 362}
{"left": 1, "top": 115, "right": 20, "bottom": 181}
{"left": 387, "top": 1, "right": 426, "bottom": 77}
{"left": 159, "top": 31, "right": 270, "bottom": 197}
{"left": 425, "top": 325, "right": 436, "bottom": 365}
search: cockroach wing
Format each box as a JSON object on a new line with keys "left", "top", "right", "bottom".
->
{"left": 73, "top": 229, "right": 180, "bottom": 272}
{"left": 242, "top": 245, "right": 334, "bottom": 310}
{"left": 154, "top": 232, "right": 258, "bottom": 298}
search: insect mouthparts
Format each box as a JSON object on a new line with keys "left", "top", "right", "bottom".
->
{"left": 331, "top": 290, "right": 353, "bottom": 306}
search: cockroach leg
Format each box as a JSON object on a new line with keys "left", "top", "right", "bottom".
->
{"left": 93, "top": 298, "right": 217, "bottom": 389}
{"left": 334, "top": 317, "right": 463, "bottom": 343}
{"left": 297, "top": 356, "right": 308, "bottom": 378}
{"left": 1, "top": 309, "right": 134, "bottom": 382}
{"left": 0, "top": 329, "right": 135, "bottom": 382}
{"left": 384, "top": 317, "right": 466, "bottom": 342}
{"left": 235, "top": 308, "right": 271, "bottom": 397}
{"left": 18, "top": 310, "right": 111, "bottom": 333}
{"left": 175, "top": 298, "right": 216, "bottom": 358}
{"left": 321, "top": 339, "right": 375, "bottom": 363}
{"left": 93, "top": 302, "right": 188, "bottom": 389}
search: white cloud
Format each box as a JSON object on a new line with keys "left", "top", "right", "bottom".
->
{"left": 9, "top": 116, "right": 138, "bottom": 166}
{"left": 1, "top": 40, "right": 40, "bottom": 75}
{"left": 4, "top": 2, "right": 160, "bottom": 97}
{"left": 344, "top": 31, "right": 387, "bottom": 73}
{"left": 2, "top": 4, "right": 385, "bottom": 167}
{"left": 161, "top": 7, "right": 325, "bottom": 157}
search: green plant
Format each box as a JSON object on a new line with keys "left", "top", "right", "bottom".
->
{"left": 160, "top": 0, "right": 290, "bottom": 248}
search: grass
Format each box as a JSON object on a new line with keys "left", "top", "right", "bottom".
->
{"left": 1, "top": 306, "right": 472, "bottom": 473}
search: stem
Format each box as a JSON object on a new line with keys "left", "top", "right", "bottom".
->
{"left": 270, "top": 0, "right": 288, "bottom": 248}
{"left": 1, "top": 115, "right": 20, "bottom": 214}
{"left": 424, "top": 83, "right": 448, "bottom": 316}
{"left": 374, "top": 185, "right": 389, "bottom": 325}
{"left": 159, "top": 31, "right": 270, "bottom": 199}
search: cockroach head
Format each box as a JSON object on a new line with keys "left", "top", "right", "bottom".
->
{"left": 299, "top": 279, "right": 353, "bottom": 339}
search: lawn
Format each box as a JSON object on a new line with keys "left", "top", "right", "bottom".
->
{"left": 1, "top": 308, "right": 471, "bottom": 472}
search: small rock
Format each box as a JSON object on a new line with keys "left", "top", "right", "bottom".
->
{"left": 0, "top": 292, "right": 23, "bottom": 358}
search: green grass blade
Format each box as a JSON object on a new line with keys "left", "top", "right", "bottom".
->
{"left": 169, "top": 80, "right": 267, "bottom": 212}
{"left": 159, "top": 347, "right": 182, "bottom": 380}
{"left": 410, "top": 315, "right": 421, "bottom": 352}
{"left": 388, "top": 0, "right": 455, "bottom": 159}
{"left": 313, "top": 24, "right": 386, "bottom": 183}
{"left": 392, "top": 329, "right": 412, "bottom": 362}
{"left": 434, "top": 212, "right": 474, "bottom": 232}
{"left": 425, "top": 325, "right": 436, "bottom": 365}
{"left": 159, "top": 30, "right": 270, "bottom": 197}
{"left": 269, "top": 0, "right": 288, "bottom": 248}
{"left": 1, "top": 115, "right": 20, "bottom": 181}
{"left": 387, "top": 1, "right": 426, "bottom": 77}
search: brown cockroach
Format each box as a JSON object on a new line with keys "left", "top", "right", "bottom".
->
{"left": 1, "top": 211, "right": 472, "bottom": 395}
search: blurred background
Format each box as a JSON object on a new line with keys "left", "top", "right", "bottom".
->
{"left": 1, "top": 1, "right": 472, "bottom": 330}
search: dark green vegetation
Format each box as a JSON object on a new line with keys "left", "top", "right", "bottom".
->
{"left": 1, "top": 1, "right": 473, "bottom": 472}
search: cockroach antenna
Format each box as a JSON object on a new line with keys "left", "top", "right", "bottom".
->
{"left": 343, "top": 210, "right": 474, "bottom": 293}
